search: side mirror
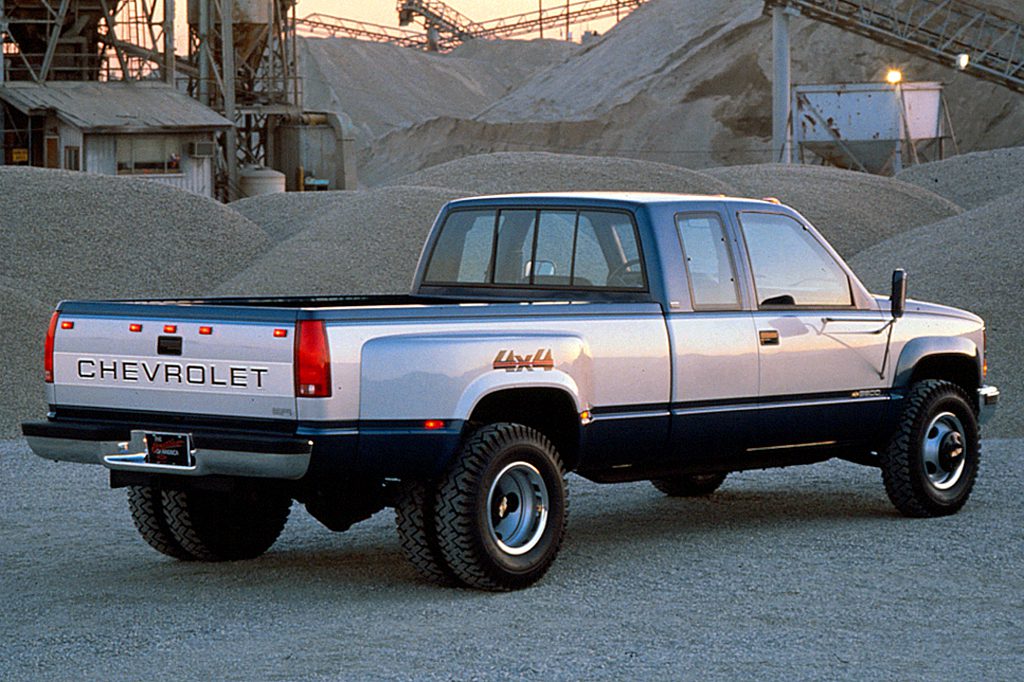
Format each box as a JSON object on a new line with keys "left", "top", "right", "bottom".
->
{"left": 891, "top": 268, "right": 907, "bottom": 319}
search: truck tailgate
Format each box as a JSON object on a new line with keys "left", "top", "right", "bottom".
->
{"left": 50, "top": 304, "right": 298, "bottom": 421}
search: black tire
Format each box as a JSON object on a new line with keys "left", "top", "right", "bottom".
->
{"left": 162, "top": 487, "right": 292, "bottom": 561}
{"left": 394, "top": 480, "right": 459, "bottom": 585}
{"left": 880, "top": 379, "right": 980, "bottom": 517}
{"left": 436, "top": 423, "right": 568, "bottom": 591}
{"left": 651, "top": 472, "right": 728, "bottom": 497}
{"left": 127, "top": 486, "right": 195, "bottom": 560}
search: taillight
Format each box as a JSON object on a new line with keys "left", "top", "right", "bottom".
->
{"left": 44, "top": 311, "right": 59, "bottom": 383}
{"left": 294, "top": 320, "right": 331, "bottom": 397}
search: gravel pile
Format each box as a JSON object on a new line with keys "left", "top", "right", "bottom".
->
{"left": 216, "top": 186, "right": 466, "bottom": 296}
{"left": 386, "top": 151, "right": 736, "bottom": 195}
{"left": 358, "top": 0, "right": 1024, "bottom": 184}
{"left": 232, "top": 190, "right": 357, "bottom": 243}
{"left": 705, "top": 164, "right": 962, "bottom": 257}
{"left": 849, "top": 190, "right": 1024, "bottom": 437}
{"left": 0, "top": 167, "right": 270, "bottom": 436}
{"left": 0, "top": 286, "right": 51, "bottom": 436}
{"left": 895, "top": 146, "right": 1024, "bottom": 209}
{"left": 0, "top": 167, "right": 269, "bottom": 303}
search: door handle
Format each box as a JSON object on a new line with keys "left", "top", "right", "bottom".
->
{"left": 759, "top": 329, "right": 780, "bottom": 346}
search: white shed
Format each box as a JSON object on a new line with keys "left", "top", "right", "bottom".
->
{"left": 0, "top": 81, "right": 231, "bottom": 197}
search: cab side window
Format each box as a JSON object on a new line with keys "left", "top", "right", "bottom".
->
{"left": 738, "top": 212, "right": 852, "bottom": 307}
{"left": 675, "top": 213, "right": 740, "bottom": 309}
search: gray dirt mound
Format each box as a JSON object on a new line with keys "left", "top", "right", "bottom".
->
{"left": 0, "top": 167, "right": 269, "bottom": 304}
{"left": 849, "top": 190, "right": 1024, "bottom": 437}
{"left": 895, "top": 146, "right": 1024, "bottom": 210}
{"left": 231, "top": 190, "right": 357, "bottom": 243}
{"left": 300, "top": 37, "right": 572, "bottom": 146}
{"left": 387, "top": 151, "right": 736, "bottom": 196}
{"left": 216, "top": 186, "right": 467, "bottom": 296}
{"left": 359, "top": 0, "right": 1024, "bottom": 184}
{"left": 0, "top": 284, "right": 51, "bottom": 436}
{"left": 705, "top": 164, "right": 962, "bottom": 258}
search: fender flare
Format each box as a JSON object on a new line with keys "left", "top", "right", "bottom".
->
{"left": 892, "top": 336, "right": 980, "bottom": 389}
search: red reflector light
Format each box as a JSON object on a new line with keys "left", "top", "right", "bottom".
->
{"left": 424, "top": 420, "right": 445, "bottom": 431}
{"left": 45, "top": 311, "right": 59, "bottom": 383}
{"left": 60, "top": 320, "right": 74, "bottom": 330}
{"left": 164, "top": 324, "right": 177, "bottom": 334}
{"left": 274, "top": 328, "right": 288, "bottom": 338}
{"left": 199, "top": 326, "right": 213, "bottom": 335}
{"left": 129, "top": 323, "right": 143, "bottom": 333}
{"left": 294, "top": 320, "right": 331, "bottom": 397}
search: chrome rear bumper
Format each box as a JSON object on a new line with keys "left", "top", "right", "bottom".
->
{"left": 23, "top": 422, "right": 312, "bottom": 480}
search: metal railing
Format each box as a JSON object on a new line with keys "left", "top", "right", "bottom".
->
{"left": 764, "top": 0, "right": 1024, "bottom": 93}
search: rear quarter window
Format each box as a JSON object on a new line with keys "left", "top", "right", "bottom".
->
{"left": 423, "top": 207, "right": 646, "bottom": 291}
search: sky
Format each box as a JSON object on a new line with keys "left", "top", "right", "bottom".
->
{"left": 296, "top": 0, "right": 621, "bottom": 39}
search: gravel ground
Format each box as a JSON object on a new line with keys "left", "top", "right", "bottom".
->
{"left": 896, "top": 146, "right": 1024, "bottom": 210}
{"left": 216, "top": 186, "right": 466, "bottom": 296}
{"left": 850, "top": 189, "right": 1024, "bottom": 438}
{"left": 385, "top": 152, "right": 736, "bottom": 196}
{"left": 1, "top": 437, "right": 1020, "bottom": 680}
{"left": 705, "top": 164, "right": 962, "bottom": 258}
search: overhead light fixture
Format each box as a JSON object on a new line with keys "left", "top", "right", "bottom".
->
{"left": 886, "top": 69, "right": 903, "bottom": 85}
{"left": 956, "top": 53, "right": 970, "bottom": 70}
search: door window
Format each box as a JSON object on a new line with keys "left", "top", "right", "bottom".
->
{"left": 675, "top": 213, "right": 740, "bottom": 309}
{"left": 739, "top": 212, "right": 852, "bottom": 307}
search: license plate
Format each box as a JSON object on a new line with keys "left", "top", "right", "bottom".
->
{"left": 145, "top": 432, "right": 193, "bottom": 467}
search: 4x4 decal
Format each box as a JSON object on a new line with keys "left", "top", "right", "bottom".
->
{"left": 493, "top": 349, "right": 554, "bottom": 372}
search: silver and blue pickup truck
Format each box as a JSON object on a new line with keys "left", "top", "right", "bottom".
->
{"left": 23, "top": 192, "right": 1000, "bottom": 590}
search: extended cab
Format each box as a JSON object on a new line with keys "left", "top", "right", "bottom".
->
{"left": 23, "top": 193, "right": 1000, "bottom": 590}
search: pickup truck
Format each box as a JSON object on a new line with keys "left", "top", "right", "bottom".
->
{"left": 23, "top": 192, "right": 1000, "bottom": 591}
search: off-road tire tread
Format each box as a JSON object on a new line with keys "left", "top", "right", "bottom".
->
{"left": 127, "top": 486, "right": 195, "bottom": 560}
{"left": 651, "top": 472, "right": 728, "bottom": 497}
{"left": 435, "top": 423, "right": 568, "bottom": 591}
{"left": 161, "top": 488, "right": 292, "bottom": 561}
{"left": 880, "top": 379, "right": 980, "bottom": 518}
{"left": 395, "top": 480, "right": 459, "bottom": 585}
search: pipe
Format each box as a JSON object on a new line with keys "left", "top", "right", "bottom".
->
{"left": 772, "top": 5, "right": 791, "bottom": 163}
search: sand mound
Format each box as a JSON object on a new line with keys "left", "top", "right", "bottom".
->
{"left": 232, "top": 190, "right": 358, "bottom": 243}
{"left": 895, "top": 146, "right": 1024, "bottom": 209}
{"left": 849, "top": 190, "right": 1024, "bottom": 437}
{"left": 357, "top": 0, "right": 1024, "bottom": 184}
{"left": 0, "top": 285, "right": 52, "bottom": 436}
{"left": 300, "top": 36, "right": 573, "bottom": 147}
{"left": 0, "top": 167, "right": 269, "bottom": 304}
{"left": 705, "top": 164, "right": 962, "bottom": 257}
{"left": 216, "top": 186, "right": 466, "bottom": 296}
{"left": 387, "top": 151, "right": 736, "bottom": 195}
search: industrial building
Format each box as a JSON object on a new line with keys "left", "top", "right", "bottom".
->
{"left": 0, "top": 81, "right": 229, "bottom": 195}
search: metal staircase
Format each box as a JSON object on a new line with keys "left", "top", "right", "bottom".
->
{"left": 764, "top": 0, "right": 1024, "bottom": 94}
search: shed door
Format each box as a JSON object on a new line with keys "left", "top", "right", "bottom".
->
{"left": 45, "top": 136, "right": 59, "bottom": 169}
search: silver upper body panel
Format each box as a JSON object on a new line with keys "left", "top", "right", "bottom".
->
{"left": 44, "top": 194, "right": 990, "bottom": 427}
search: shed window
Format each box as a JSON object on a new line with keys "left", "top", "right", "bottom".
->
{"left": 64, "top": 146, "right": 81, "bottom": 171}
{"left": 116, "top": 136, "right": 182, "bottom": 175}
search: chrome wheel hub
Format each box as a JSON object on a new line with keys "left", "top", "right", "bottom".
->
{"left": 487, "top": 461, "right": 548, "bottom": 556}
{"left": 922, "top": 411, "right": 967, "bottom": 491}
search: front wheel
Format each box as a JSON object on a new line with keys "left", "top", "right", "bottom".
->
{"left": 435, "top": 423, "right": 568, "bottom": 591}
{"left": 880, "top": 380, "right": 980, "bottom": 517}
